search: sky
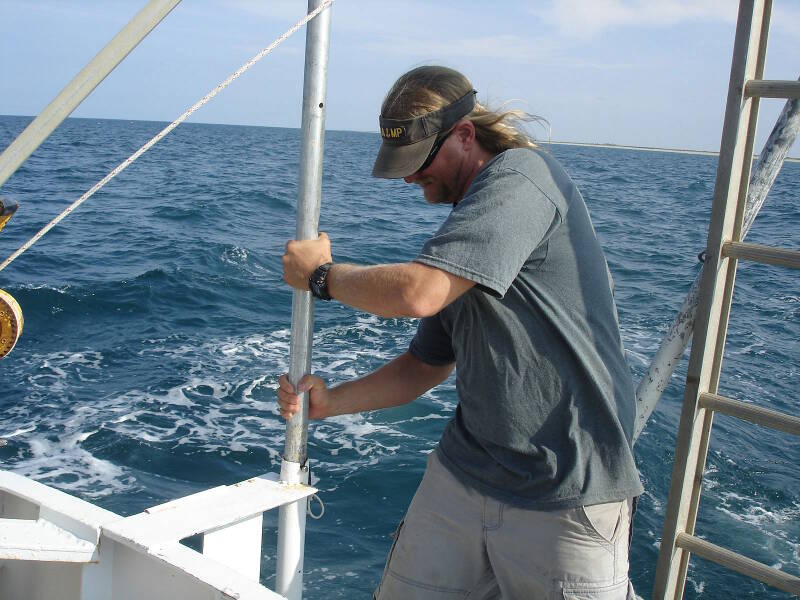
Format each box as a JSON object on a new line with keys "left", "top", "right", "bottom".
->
{"left": 1, "top": 0, "right": 799, "bottom": 156}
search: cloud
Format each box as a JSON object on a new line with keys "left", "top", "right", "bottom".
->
{"left": 320, "top": 1, "right": 640, "bottom": 69}
{"left": 224, "top": 0, "right": 800, "bottom": 59}
{"left": 359, "top": 33, "right": 554, "bottom": 63}
{"left": 357, "top": 32, "right": 640, "bottom": 71}
{"left": 535, "top": 0, "right": 739, "bottom": 38}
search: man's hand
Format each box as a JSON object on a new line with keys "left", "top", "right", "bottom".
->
{"left": 276, "top": 373, "right": 332, "bottom": 420}
{"left": 275, "top": 353, "right": 454, "bottom": 421}
{"left": 282, "top": 232, "right": 333, "bottom": 291}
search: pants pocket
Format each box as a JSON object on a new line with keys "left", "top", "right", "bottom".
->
{"left": 374, "top": 517, "right": 471, "bottom": 600}
{"left": 580, "top": 500, "right": 626, "bottom": 544}
{"left": 560, "top": 578, "right": 629, "bottom": 599}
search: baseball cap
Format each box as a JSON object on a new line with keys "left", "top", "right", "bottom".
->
{"left": 371, "top": 90, "right": 477, "bottom": 179}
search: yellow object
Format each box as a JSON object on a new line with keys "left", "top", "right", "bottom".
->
{"left": 0, "top": 289, "right": 23, "bottom": 358}
{"left": 0, "top": 198, "right": 17, "bottom": 234}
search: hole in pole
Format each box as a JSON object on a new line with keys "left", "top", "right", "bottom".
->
{"left": 319, "top": 102, "right": 324, "bottom": 108}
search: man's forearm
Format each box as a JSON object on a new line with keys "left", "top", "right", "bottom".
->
{"left": 325, "top": 351, "right": 454, "bottom": 417}
{"left": 326, "top": 262, "right": 473, "bottom": 318}
{"left": 282, "top": 233, "right": 474, "bottom": 316}
{"left": 326, "top": 263, "right": 424, "bottom": 317}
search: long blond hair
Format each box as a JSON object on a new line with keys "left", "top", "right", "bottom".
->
{"left": 381, "top": 66, "right": 539, "bottom": 153}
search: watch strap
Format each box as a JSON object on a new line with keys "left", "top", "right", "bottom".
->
{"left": 309, "top": 262, "right": 333, "bottom": 301}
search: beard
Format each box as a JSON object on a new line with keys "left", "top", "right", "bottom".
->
{"left": 418, "top": 177, "right": 456, "bottom": 205}
{"left": 414, "top": 149, "right": 467, "bottom": 205}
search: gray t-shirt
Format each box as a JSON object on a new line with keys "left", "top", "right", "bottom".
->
{"left": 410, "top": 148, "right": 643, "bottom": 509}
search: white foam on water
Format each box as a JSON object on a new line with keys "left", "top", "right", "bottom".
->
{"left": 314, "top": 417, "right": 403, "bottom": 459}
{"left": 158, "top": 385, "right": 196, "bottom": 408}
{"left": 713, "top": 491, "right": 800, "bottom": 569}
{"left": 75, "top": 429, "right": 99, "bottom": 443}
{"left": 717, "top": 492, "right": 799, "bottom": 527}
{"left": 2, "top": 314, "right": 443, "bottom": 501}
{"left": 329, "top": 414, "right": 398, "bottom": 439}
{"left": 407, "top": 414, "right": 450, "bottom": 422}
{"left": 20, "top": 434, "right": 131, "bottom": 499}
{"left": 30, "top": 360, "right": 69, "bottom": 392}
{"left": 111, "top": 413, "right": 137, "bottom": 424}
{"left": 19, "top": 283, "right": 70, "bottom": 293}
{"left": 421, "top": 387, "right": 457, "bottom": 412}
{"left": 220, "top": 245, "right": 248, "bottom": 266}
{"left": 686, "top": 577, "right": 705, "bottom": 595}
{"left": 1, "top": 425, "right": 36, "bottom": 438}
{"left": 60, "top": 350, "right": 103, "bottom": 369}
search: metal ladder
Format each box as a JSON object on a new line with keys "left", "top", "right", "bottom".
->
{"left": 652, "top": 0, "right": 800, "bottom": 598}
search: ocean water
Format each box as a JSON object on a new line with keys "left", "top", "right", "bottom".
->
{"left": 0, "top": 115, "right": 797, "bottom": 598}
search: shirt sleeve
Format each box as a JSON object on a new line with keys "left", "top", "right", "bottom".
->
{"left": 414, "top": 164, "right": 560, "bottom": 298}
{"left": 409, "top": 314, "right": 455, "bottom": 366}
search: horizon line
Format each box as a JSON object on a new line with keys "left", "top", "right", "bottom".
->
{"left": 2, "top": 113, "right": 798, "bottom": 163}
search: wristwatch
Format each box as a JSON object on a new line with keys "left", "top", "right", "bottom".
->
{"left": 309, "top": 262, "right": 333, "bottom": 301}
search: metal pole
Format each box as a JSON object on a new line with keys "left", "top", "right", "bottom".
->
{"left": 0, "top": 0, "right": 181, "bottom": 189}
{"left": 633, "top": 78, "right": 800, "bottom": 443}
{"left": 276, "top": 2, "right": 332, "bottom": 599}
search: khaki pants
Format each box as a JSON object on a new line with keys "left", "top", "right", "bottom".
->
{"left": 375, "top": 452, "right": 632, "bottom": 600}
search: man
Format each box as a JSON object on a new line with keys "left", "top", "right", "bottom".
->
{"left": 279, "top": 65, "right": 643, "bottom": 599}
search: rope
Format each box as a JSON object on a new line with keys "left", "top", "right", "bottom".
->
{"left": 307, "top": 493, "right": 325, "bottom": 519}
{"left": 0, "top": 0, "right": 333, "bottom": 274}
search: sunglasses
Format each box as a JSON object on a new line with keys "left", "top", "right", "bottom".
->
{"left": 416, "top": 128, "right": 455, "bottom": 173}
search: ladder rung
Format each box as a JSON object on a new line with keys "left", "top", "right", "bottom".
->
{"left": 676, "top": 533, "right": 800, "bottom": 595}
{"left": 699, "top": 392, "right": 800, "bottom": 436}
{"left": 722, "top": 241, "right": 800, "bottom": 269}
{"left": 744, "top": 79, "right": 800, "bottom": 99}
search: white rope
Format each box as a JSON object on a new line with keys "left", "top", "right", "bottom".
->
{"left": 0, "top": 0, "right": 333, "bottom": 274}
{"left": 307, "top": 492, "right": 325, "bottom": 519}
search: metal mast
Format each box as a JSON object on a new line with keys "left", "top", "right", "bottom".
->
{"left": 276, "top": 1, "right": 332, "bottom": 599}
